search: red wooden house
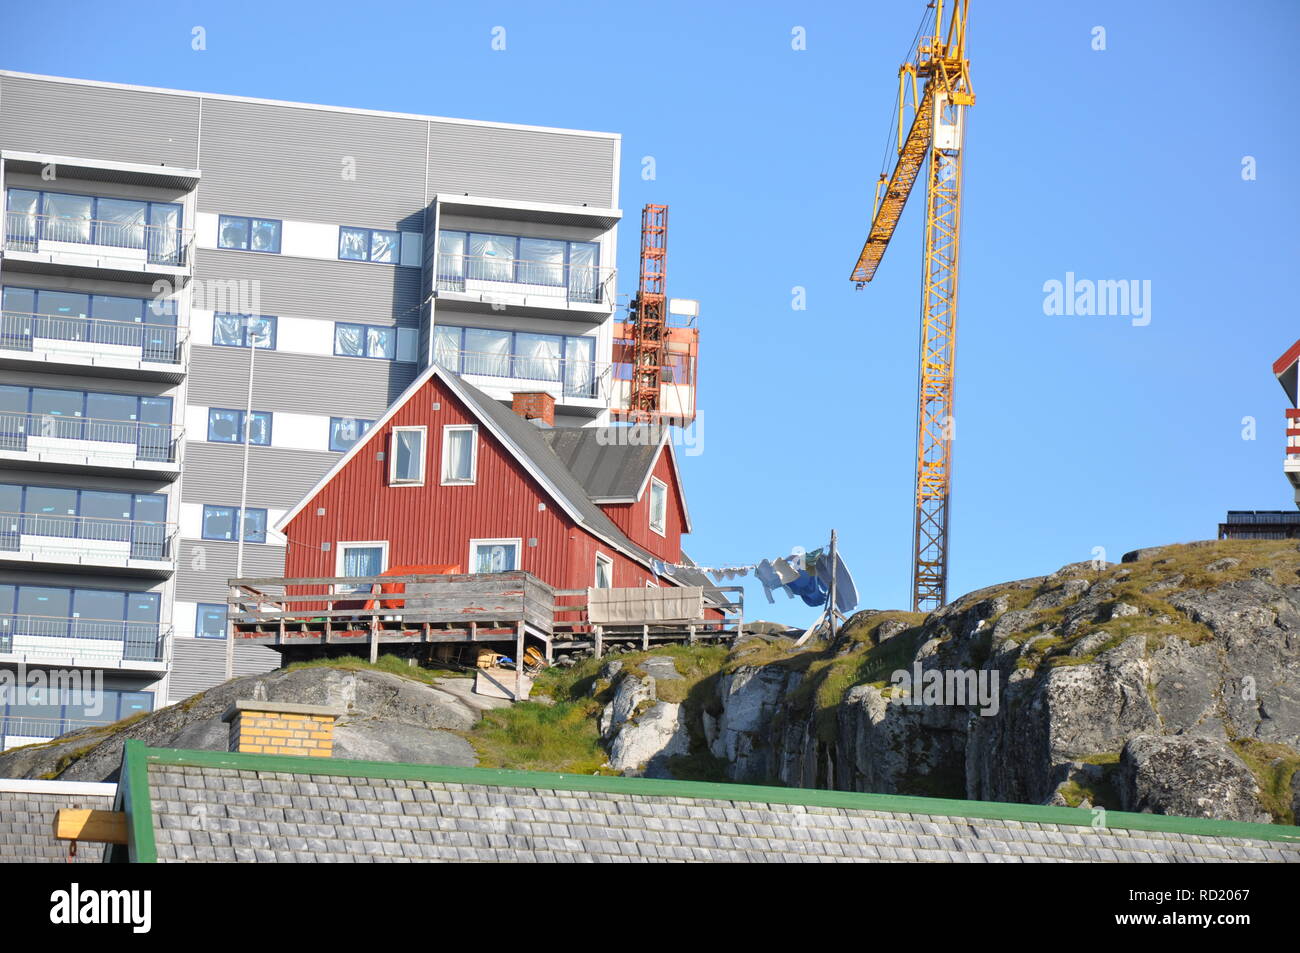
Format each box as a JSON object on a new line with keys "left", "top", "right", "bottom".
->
{"left": 274, "top": 364, "right": 716, "bottom": 597}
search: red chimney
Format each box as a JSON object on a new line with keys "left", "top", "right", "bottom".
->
{"left": 511, "top": 392, "right": 555, "bottom": 427}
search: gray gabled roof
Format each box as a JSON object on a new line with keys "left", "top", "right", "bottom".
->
{"left": 541, "top": 427, "right": 665, "bottom": 501}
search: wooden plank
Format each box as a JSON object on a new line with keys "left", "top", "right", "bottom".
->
{"left": 53, "top": 809, "right": 128, "bottom": 845}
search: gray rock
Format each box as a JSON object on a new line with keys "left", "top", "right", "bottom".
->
{"left": 1118, "top": 735, "right": 1269, "bottom": 823}
{"left": 709, "top": 664, "right": 798, "bottom": 783}
{"left": 1206, "top": 557, "right": 1241, "bottom": 572}
{"left": 0, "top": 667, "right": 490, "bottom": 782}
{"left": 1144, "top": 573, "right": 1185, "bottom": 593}
{"left": 606, "top": 701, "right": 690, "bottom": 776}
{"left": 598, "top": 674, "right": 655, "bottom": 740}
{"left": 1108, "top": 602, "right": 1140, "bottom": 620}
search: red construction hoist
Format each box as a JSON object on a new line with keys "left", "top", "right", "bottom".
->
{"left": 623, "top": 203, "right": 669, "bottom": 423}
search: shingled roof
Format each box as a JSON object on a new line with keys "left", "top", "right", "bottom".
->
{"left": 541, "top": 426, "right": 667, "bottom": 502}
{"left": 118, "top": 742, "right": 1300, "bottom": 863}
{"left": 0, "top": 779, "right": 116, "bottom": 863}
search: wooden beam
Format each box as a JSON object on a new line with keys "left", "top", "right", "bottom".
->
{"left": 53, "top": 809, "right": 128, "bottom": 845}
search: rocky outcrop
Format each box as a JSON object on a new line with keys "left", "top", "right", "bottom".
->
{"left": 674, "top": 540, "right": 1300, "bottom": 825}
{"left": 0, "top": 666, "right": 498, "bottom": 781}
{"left": 597, "top": 659, "right": 691, "bottom": 777}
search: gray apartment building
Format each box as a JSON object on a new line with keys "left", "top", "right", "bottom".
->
{"left": 0, "top": 70, "right": 624, "bottom": 747}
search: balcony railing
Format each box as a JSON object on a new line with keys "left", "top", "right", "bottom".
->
{"left": 0, "top": 411, "right": 183, "bottom": 465}
{"left": 434, "top": 346, "right": 606, "bottom": 400}
{"left": 0, "top": 511, "right": 177, "bottom": 563}
{"left": 0, "top": 309, "right": 186, "bottom": 364}
{"left": 0, "top": 614, "right": 169, "bottom": 663}
{"left": 436, "top": 253, "right": 615, "bottom": 306}
{"left": 4, "top": 210, "right": 193, "bottom": 268}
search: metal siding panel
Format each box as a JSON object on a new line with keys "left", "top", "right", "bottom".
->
{"left": 427, "top": 122, "right": 614, "bottom": 207}
{"left": 169, "top": 637, "right": 279, "bottom": 702}
{"left": 188, "top": 346, "right": 417, "bottom": 418}
{"left": 193, "top": 249, "right": 422, "bottom": 323}
{"left": 0, "top": 76, "right": 199, "bottom": 168}
{"left": 180, "top": 443, "right": 339, "bottom": 507}
{"left": 196, "top": 98, "right": 427, "bottom": 226}
{"left": 174, "top": 539, "right": 286, "bottom": 601}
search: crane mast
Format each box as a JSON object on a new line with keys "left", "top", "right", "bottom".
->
{"left": 851, "top": 0, "right": 973, "bottom": 612}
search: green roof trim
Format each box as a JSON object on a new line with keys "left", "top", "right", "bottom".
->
{"left": 127, "top": 744, "right": 1300, "bottom": 845}
{"left": 122, "top": 739, "right": 158, "bottom": 864}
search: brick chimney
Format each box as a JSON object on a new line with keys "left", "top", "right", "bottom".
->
{"left": 221, "top": 700, "right": 344, "bottom": 757}
{"left": 511, "top": 391, "right": 555, "bottom": 427}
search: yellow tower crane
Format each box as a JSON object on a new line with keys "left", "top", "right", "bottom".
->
{"left": 851, "top": 0, "right": 973, "bottom": 612}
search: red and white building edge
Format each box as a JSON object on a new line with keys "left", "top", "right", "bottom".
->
{"left": 274, "top": 364, "right": 718, "bottom": 596}
{"left": 1275, "top": 339, "right": 1300, "bottom": 504}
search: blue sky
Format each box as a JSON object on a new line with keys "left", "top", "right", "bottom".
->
{"left": 4, "top": 0, "right": 1297, "bottom": 625}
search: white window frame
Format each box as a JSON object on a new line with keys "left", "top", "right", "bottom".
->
{"left": 646, "top": 580, "right": 659, "bottom": 589}
{"left": 648, "top": 477, "right": 668, "bottom": 537}
{"left": 388, "top": 426, "right": 427, "bottom": 486}
{"left": 334, "top": 540, "right": 389, "bottom": 592}
{"left": 594, "top": 552, "right": 614, "bottom": 589}
{"left": 441, "top": 424, "right": 479, "bottom": 485}
{"left": 469, "top": 538, "right": 522, "bottom": 574}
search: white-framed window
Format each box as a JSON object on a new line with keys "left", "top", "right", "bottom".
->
{"left": 336, "top": 540, "right": 388, "bottom": 591}
{"left": 441, "top": 424, "right": 478, "bottom": 485}
{"left": 594, "top": 552, "right": 613, "bottom": 589}
{"left": 389, "top": 426, "right": 426, "bottom": 486}
{"left": 648, "top": 477, "right": 668, "bottom": 537}
{"left": 470, "top": 538, "right": 521, "bottom": 574}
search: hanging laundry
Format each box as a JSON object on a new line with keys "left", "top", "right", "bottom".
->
{"left": 770, "top": 558, "right": 801, "bottom": 586}
{"left": 785, "top": 569, "right": 829, "bottom": 608}
{"left": 754, "top": 560, "right": 782, "bottom": 604}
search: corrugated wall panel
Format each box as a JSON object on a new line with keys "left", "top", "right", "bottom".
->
{"left": 196, "top": 98, "right": 427, "bottom": 226}
{"left": 180, "top": 444, "right": 339, "bottom": 507}
{"left": 173, "top": 538, "right": 286, "bottom": 602}
{"left": 0, "top": 76, "right": 199, "bottom": 168}
{"left": 193, "top": 250, "right": 422, "bottom": 324}
{"left": 601, "top": 447, "right": 687, "bottom": 561}
{"left": 168, "top": 638, "right": 280, "bottom": 702}
{"left": 426, "top": 122, "right": 614, "bottom": 207}
{"left": 188, "top": 347, "right": 417, "bottom": 418}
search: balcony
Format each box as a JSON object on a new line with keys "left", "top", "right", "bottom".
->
{"left": 0, "top": 614, "right": 169, "bottom": 672}
{"left": 0, "top": 511, "right": 177, "bottom": 576}
{"left": 434, "top": 346, "right": 610, "bottom": 413}
{"left": 3, "top": 210, "right": 194, "bottom": 281}
{"left": 0, "top": 411, "right": 183, "bottom": 479}
{"left": 435, "top": 253, "right": 615, "bottom": 319}
{"left": 1288, "top": 408, "right": 1300, "bottom": 489}
{"left": 0, "top": 310, "right": 187, "bottom": 382}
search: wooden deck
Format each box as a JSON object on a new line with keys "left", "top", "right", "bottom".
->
{"left": 227, "top": 571, "right": 744, "bottom": 665}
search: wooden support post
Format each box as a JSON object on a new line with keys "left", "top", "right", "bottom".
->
{"left": 827, "top": 529, "right": 838, "bottom": 642}
{"left": 687, "top": 624, "right": 696, "bottom": 645}
{"left": 544, "top": 635, "right": 553, "bottom": 663}
{"left": 642, "top": 625, "right": 649, "bottom": 651}
{"left": 594, "top": 626, "right": 604, "bottom": 659}
{"left": 369, "top": 616, "right": 379, "bottom": 664}
{"left": 514, "top": 622, "right": 525, "bottom": 701}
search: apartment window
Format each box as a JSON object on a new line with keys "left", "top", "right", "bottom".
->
{"left": 436, "top": 230, "right": 602, "bottom": 302}
{"left": 433, "top": 324, "right": 596, "bottom": 398}
{"left": 0, "top": 584, "right": 160, "bottom": 647}
{"left": 594, "top": 553, "right": 613, "bottom": 589}
{"left": 335, "top": 322, "right": 396, "bottom": 360}
{"left": 389, "top": 427, "right": 426, "bottom": 485}
{"left": 207, "top": 408, "right": 272, "bottom": 446}
{"left": 217, "top": 215, "right": 282, "bottom": 254}
{"left": 0, "top": 686, "right": 152, "bottom": 737}
{"left": 649, "top": 477, "right": 668, "bottom": 536}
{"left": 4, "top": 188, "right": 183, "bottom": 264}
{"left": 213, "top": 313, "right": 276, "bottom": 349}
{"left": 441, "top": 425, "right": 478, "bottom": 485}
{"left": 1, "top": 286, "right": 179, "bottom": 360}
{"left": 329, "top": 416, "right": 374, "bottom": 452}
{"left": 339, "top": 226, "right": 401, "bottom": 264}
{"left": 470, "top": 539, "right": 520, "bottom": 573}
{"left": 201, "top": 505, "right": 268, "bottom": 543}
{"left": 337, "top": 541, "right": 387, "bottom": 590}
{"left": 195, "top": 604, "right": 226, "bottom": 640}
